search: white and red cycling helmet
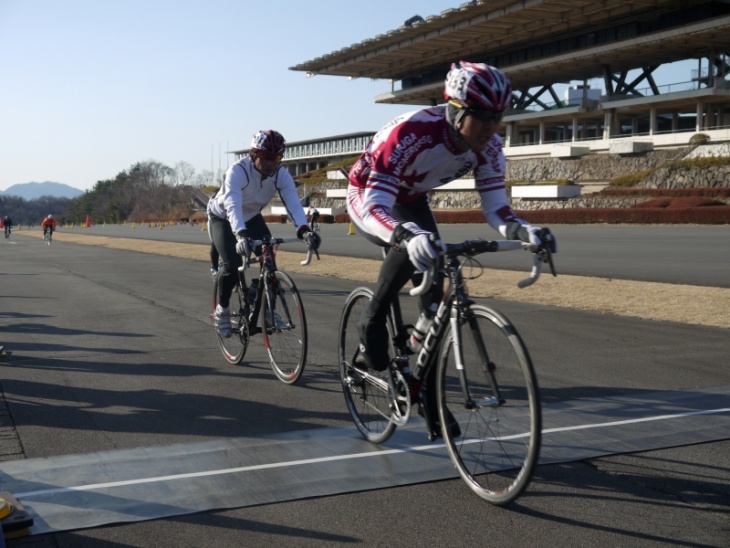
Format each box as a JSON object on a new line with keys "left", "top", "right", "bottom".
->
{"left": 250, "top": 130, "right": 286, "bottom": 160}
{"left": 444, "top": 61, "right": 512, "bottom": 112}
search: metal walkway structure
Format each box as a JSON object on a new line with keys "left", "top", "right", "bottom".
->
{"left": 1, "top": 385, "right": 728, "bottom": 535}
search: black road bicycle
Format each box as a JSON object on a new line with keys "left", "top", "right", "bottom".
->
{"left": 338, "top": 238, "right": 555, "bottom": 505}
{"left": 211, "top": 236, "right": 318, "bottom": 384}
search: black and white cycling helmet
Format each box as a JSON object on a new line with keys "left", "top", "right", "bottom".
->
{"left": 250, "top": 130, "right": 286, "bottom": 160}
{"left": 444, "top": 61, "right": 512, "bottom": 117}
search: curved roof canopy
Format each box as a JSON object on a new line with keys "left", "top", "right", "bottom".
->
{"left": 291, "top": 0, "right": 730, "bottom": 105}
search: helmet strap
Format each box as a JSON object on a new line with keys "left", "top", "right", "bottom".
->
{"left": 446, "top": 102, "right": 469, "bottom": 152}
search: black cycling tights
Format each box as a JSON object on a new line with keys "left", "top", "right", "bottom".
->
{"left": 360, "top": 196, "right": 443, "bottom": 325}
{"left": 209, "top": 214, "right": 270, "bottom": 308}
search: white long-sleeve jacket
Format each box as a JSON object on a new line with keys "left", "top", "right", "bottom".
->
{"left": 208, "top": 156, "right": 307, "bottom": 235}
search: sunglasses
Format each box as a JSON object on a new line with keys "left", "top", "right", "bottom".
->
{"left": 257, "top": 153, "right": 283, "bottom": 163}
{"left": 467, "top": 108, "right": 504, "bottom": 124}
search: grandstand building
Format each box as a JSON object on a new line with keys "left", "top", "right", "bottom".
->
{"left": 263, "top": 0, "right": 730, "bottom": 174}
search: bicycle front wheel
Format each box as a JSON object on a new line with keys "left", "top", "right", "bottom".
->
{"left": 261, "top": 271, "right": 307, "bottom": 384}
{"left": 437, "top": 304, "right": 541, "bottom": 505}
{"left": 212, "top": 275, "right": 249, "bottom": 365}
{"left": 338, "top": 288, "right": 396, "bottom": 444}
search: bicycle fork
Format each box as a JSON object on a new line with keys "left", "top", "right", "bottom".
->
{"left": 454, "top": 307, "right": 504, "bottom": 409}
{"left": 261, "top": 276, "right": 295, "bottom": 334}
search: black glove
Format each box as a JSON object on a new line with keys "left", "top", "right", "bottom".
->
{"left": 303, "top": 230, "right": 321, "bottom": 250}
{"left": 235, "top": 231, "right": 251, "bottom": 256}
{"left": 296, "top": 225, "right": 311, "bottom": 239}
{"left": 297, "top": 225, "right": 321, "bottom": 250}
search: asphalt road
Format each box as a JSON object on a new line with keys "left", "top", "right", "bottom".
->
{"left": 0, "top": 227, "right": 728, "bottom": 547}
{"left": 47, "top": 222, "right": 730, "bottom": 287}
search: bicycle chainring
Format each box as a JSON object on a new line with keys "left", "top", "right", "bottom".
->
{"left": 389, "top": 368, "right": 411, "bottom": 426}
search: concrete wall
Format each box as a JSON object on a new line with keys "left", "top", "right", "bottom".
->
{"left": 300, "top": 143, "right": 730, "bottom": 212}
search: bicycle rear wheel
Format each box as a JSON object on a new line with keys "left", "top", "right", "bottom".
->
{"left": 212, "top": 275, "right": 249, "bottom": 365}
{"left": 261, "top": 271, "right": 307, "bottom": 384}
{"left": 338, "top": 288, "right": 397, "bottom": 444}
{"left": 437, "top": 304, "right": 541, "bottom": 505}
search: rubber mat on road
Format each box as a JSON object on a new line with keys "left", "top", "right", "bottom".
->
{"left": 0, "top": 385, "right": 727, "bottom": 535}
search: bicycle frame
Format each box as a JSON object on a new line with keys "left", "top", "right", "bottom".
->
{"left": 245, "top": 237, "right": 290, "bottom": 333}
{"left": 339, "top": 237, "right": 551, "bottom": 503}
{"left": 214, "top": 234, "right": 314, "bottom": 381}
{"left": 360, "top": 239, "right": 549, "bottom": 430}
{"left": 413, "top": 255, "right": 504, "bottom": 409}
{"left": 380, "top": 255, "right": 479, "bottom": 430}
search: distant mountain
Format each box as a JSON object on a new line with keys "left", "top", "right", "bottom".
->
{"left": 0, "top": 181, "right": 84, "bottom": 200}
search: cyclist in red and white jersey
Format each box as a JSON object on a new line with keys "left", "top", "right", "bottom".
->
{"left": 347, "top": 61, "right": 556, "bottom": 431}
{"left": 41, "top": 214, "right": 57, "bottom": 236}
{"left": 208, "top": 130, "right": 321, "bottom": 338}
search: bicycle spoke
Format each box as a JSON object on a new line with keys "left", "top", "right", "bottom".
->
{"left": 438, "top": 304, "right": 541, "bottom": 505}
{"left": 338, "top": 288, "right": 396, "bottom": 444}
{"left": 263, "top": 271, "right": 307, "bottom": 384}
{"left": 213, "top": 279, "right": 249, "bottom": 365}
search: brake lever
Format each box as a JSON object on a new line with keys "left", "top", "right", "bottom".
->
{"left": 536, "top": 247, "right": 556, "bottom": 277}
{"left": 545, "top": 248, "right": 556, "bottom": 276}
{"left": 300, "top": 244, "right": 321, "bottom": 266}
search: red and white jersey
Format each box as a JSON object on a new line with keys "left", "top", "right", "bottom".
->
{"left": 208, "top": 156, "right": 307, "bottom": 235}
{"left": 347, "top": 105, "right": 517, "bottom": 243}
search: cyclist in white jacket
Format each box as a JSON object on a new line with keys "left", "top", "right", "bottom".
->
{"left": 208, "top": 129, "right": 321, "bottom": 338}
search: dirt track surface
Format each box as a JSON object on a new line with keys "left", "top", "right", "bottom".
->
{"left": 27, "top": 230, "right": 729, "bottom": 329}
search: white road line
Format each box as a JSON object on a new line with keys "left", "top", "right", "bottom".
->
{"left": 16, "top": 406, "right": 730, "bottom": 499}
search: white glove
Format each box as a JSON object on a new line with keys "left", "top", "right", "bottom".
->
{"left": 235, "top": 232, "right": 251, "bottom": 257}
{"left": 405, "top": 233, "right": 440, "bottom": 272}
{"left": 523, "top": 224, "right": 557, "bottom": 253}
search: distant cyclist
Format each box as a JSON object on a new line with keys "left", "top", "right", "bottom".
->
{"left": 307, "top": 206, "right": 320, "bottom": 229}
{"left": 42, "top": 214, "right": 58, "bottom": 240}
{"left": 3, "top": 215, "right": 12, "bottom": 238}
{"left": 207, "top": 129, "right": 322, "bottom": 338}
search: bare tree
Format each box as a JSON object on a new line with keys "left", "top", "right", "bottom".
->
{"left": 173, "top": 161, "right": 196, "bottom": 186}
{"left": 193, "top": 169, "right": 217, "bottom": 188}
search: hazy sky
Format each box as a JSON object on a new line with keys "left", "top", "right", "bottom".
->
{"left": 1, "top": 1, "right": 694, "bottom": 192}
{"left": 0, "top": 0, "right": 462, "bottom": 190}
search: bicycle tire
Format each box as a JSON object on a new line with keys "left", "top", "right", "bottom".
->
{"left": 212, "top": 274, "right": 249, "bottom": 365}
{"left": 437, "top": 303, "right": 541, "bottom": 505}
{"left": 338, "top": 288, "right": 397, "bottom": 444}
{"left": 261, "top": 271, "right": 307, "bottom": 384}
